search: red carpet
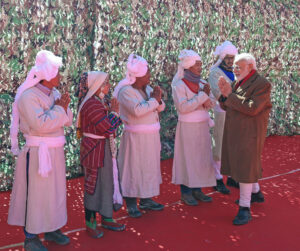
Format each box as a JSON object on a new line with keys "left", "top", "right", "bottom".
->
{"left": 0, "top": 135, "right": 299, "bottom": 251}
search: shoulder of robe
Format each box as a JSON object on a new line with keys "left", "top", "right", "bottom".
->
{"left": 19, "top": 87, "right": 39, "bottom": 103}
{"left": 119, "top": 85, "right": 133, "bottom": 95}
{"left": 119, "top": 85, "right": 142, "bottom": 99}
{"left": 209, "top": 66, "right": 222, "bottom": 76}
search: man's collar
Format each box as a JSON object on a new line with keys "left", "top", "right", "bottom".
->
{"left": 36, "top": 83, "right": 52, "bottom": 96}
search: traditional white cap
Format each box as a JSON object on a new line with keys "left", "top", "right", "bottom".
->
{"left": 10, "top": 50, "right": 62, "bottom": 155}
{"left": 172, "top": 49, "right": 201, "bottom": 85}
{"left": 113, "top": 54, "right": 148, "bottom": 98}
{"left": 211, "top": 41, "right": 238, "bottom": 69}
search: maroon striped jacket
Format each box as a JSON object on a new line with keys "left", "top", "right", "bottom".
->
{"left": 79, "top": 96, "right": 121, "bottom": 194}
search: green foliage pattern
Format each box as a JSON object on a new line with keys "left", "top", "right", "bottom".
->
{"left": 0, "top": 0, "right": 299, "bottom": 191}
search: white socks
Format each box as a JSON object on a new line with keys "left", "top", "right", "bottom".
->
{"left": 239, "top": 183, "right": 260, "bottom": 207}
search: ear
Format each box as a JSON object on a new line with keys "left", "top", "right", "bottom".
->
{"left": 248, "top": 63, "right": 254, "bottom": 71}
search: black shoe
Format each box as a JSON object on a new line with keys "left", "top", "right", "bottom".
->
{"left": 214, "top": 179, "right": 230, "bottom": 194}
{"left": 181, "top": 193, "right": 199, "bottom": 206}
{"left": 125, "top": 197, "right": 142, "bottom": 218}
{"left": 251, "top": 191, "right": 265, "bottom": 203}
{"left": 233, "top": 206, "right": 252, "bottom": 225}
{"left": 192, "top": 190, "right": 212, "bottom": 202}
{"left": 44, "top": 229, "right": 70, "bottom": 245}
{"left": 139, "top": 198, "right": 164, "bottom": 211}
{"left": 227, "top": 177, "right": 239, "bottom": 188}
{"left": 24, "top": 236, "right": 48, "bottom": 251}
{"left": 127, "top": 205, "right": 142, "bottom": 218}
{"left": 235, "top": 190, "right": 265, "bottom": 204}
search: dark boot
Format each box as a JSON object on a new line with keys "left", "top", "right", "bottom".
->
{"left": 125, "top": 197, "right": 142, "bottom": 218}
{"left": 181, "top": 193, "right": 199, "bottom": 206}
{"left": 235, "top": 190, "right": 265, "bottom": 204}
{"left": 180, "top": 185, "right": 198, "bottom": 206}
{"left": 227, "top": 177, "right": 239, "bottom": 188}
{"left": 139, "top": 198, "right": 164, "bottom": 211}
{"left": 192, "top": 189, "right": 212, "bottom": 202}
{"left": 251, "top": 190, "right": 265, "bottom": 203}
{"left": 233, "top": 206, "right": 252, "bottom": 225}
{"left": 214, "top": 179, "right": 230, "bottom": 194}
{"left": 44, "top": 229, "right": 70, "bottom": 245}
{"left": 24, "top": 236, "right": 48, "bottom": 251}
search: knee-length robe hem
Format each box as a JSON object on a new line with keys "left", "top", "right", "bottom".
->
{"left": 172, "top": 121, "right": 216, "bottom": 188}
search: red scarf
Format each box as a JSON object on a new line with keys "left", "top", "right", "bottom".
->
{"left": 234, "top": 70, "right": 256, "bottom": 91}
{"left": 182, "top": 78, "right": 206, "bottom": 94}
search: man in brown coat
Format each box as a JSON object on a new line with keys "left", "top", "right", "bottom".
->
{"left": 218, "top": 53, "right": 272, "bottom": 225}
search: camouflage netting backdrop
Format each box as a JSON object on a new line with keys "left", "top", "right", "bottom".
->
{"left": 0, "top": 0, "right": 299, "bottom": 191}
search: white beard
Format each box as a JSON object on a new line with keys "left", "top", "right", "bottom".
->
{"left": 236, "top": 71, "right": 250, "bottom": 82}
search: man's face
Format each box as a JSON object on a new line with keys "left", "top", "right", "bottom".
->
{"left": 48, "top": 72, "right": 61, "bottom": 88}
{"left": 101, "top": 77, "right": 111, "bottom": 95}
{"left": 188, "top": 60, "right": 202, "bottom": 76}
{"left": 233, "top": 60, "right": 253, "bottom": 81}
{"left": 136, "top": 69, "right": 151, "bottom": 87}
{"left": 223, "top": 55, "right": 235, "bottom": 68}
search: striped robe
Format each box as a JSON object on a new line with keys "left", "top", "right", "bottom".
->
{"left": 80, "top": 96, "right": 121, "bottom": 194}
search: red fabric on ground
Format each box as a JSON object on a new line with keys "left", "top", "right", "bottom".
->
{"left": 0, "top": 135, "right": 299, "bottom": 250}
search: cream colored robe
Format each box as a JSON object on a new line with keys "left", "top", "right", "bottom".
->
{"left": 117, "top": 85, "right": 165, "bottom": 198}
{"left": 7, "top": 87, "right": 73, "bottom": 234}
{"left": 172, "top": 79, "right": 216, "bottom": 188}
{"left": 208, "top": 66, "right": 234, "bottom": 161}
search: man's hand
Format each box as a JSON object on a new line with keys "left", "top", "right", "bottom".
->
{"left": 203, "top": 98, "right": 213, "bottom": 109}
{"left": 55, "top": 92, "right": 70, "bottom": 112}
{"left": 218, "top": 76, "right": 232, "bottom": 97}
{"left": 203, "top": 84, "right": 210, "bottom": 96}
{"left": 110, "top": 98, "right": 119, "bottom": 114}
{"left": 151, "top": 86, "right": 162, "bottom": 103}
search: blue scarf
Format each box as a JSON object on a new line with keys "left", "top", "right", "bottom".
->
{"left": 219, "top": 60, "right": 235, "bottom": 82}
{"left": 183, "top": 70, "right": 201, "bottom": 83}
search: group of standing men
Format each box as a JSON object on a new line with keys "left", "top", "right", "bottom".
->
{"left": 7, "top": 40, "right": 272, "bottom": 251}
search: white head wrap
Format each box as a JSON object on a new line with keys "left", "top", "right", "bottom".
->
{"left": 76, "top": 71, "right": 108, "bottom": 127}
{"left": 10, "top": 50, "right": 63, "bottom": 155}
{"left": 113, "top": 54, "right": 148, "bottom": 98}
{"left": 171, "top": 49, "right": 201, "bottom": 85}
{"left": 210, "top": 41, "right": 238, "bottom": 70}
